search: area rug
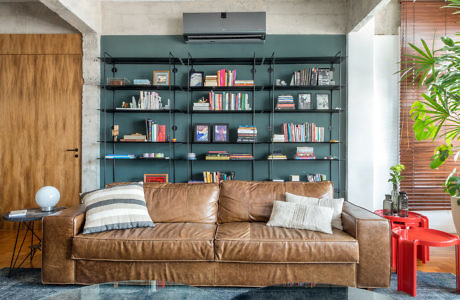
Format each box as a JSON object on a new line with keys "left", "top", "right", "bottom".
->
{"left": 0, "top": 268, "right": 458, "bottom": 299}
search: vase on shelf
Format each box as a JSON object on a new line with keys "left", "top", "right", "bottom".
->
{"left": 383, "top": 194, "right": 393, "bottom": 216}
{"left": 391, "top": 184, "right": 399, "bottom": 215}
{"left": 398, "top": 191, "right": 409, "bottom": 217}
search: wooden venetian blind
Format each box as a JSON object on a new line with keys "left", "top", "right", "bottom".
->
{"left": 400, "top": 1, "right": 459, "bottom": 210}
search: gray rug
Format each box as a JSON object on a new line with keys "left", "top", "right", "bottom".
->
{"left": 0, "top": 268, "right": 458, "bottom": 299}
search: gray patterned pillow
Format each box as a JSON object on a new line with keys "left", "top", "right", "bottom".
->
{"left": 82, "top": 184, "right": 154, "bottom": 234}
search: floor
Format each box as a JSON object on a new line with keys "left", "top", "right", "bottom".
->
{"left": 0, "top": 229, "right": 457, "bottom": 274}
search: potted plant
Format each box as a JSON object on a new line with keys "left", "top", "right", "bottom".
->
{"left": 401, "top": 0, "right": 459, "bottom": 232}
{"left": 388, "top": 164, "right": 405, "bottom": 214}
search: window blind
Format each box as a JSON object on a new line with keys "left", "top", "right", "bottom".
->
{"left": 400, "top": 1, "right": 459, "bottom": 210}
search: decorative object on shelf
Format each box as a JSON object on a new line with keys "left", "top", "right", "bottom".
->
{"left": 307, "top": 174, "right": 327, "bottom": 182}
{"left": 316, "top": 94, "right": 330, "bottom": 110}
{"left": 194, "top": 123, "right": 210, "bottom": 143}
{"left": 193, "top": 97, "right": 210, "bottom": 111}
{"left": 189, "top": 71, "right": 204, "bottom": 87}
{"left": 398, "top": 191, "right": 409, "bottom": 217}
{"left": 298, "top": 93, "right": 312, "bottom": 110}
{"left": 187, "top": 152, "right": 197, "bottom": 160}
{"left": 213, "top": 123, "right": 229, "bottom": 143}
{"left": 153, "top": 70, "right": 170, "bottom": 86}
{"left": 276, "top": 95, "right": 295, "bottom": 110}
{"left": 107, "top": 78, "right": 130, "bottom": 86}
{"left": 35, "top": 186, "right": 60, "bottom": 212}
{"left": 290, "top": 175, "right": 300, "bottom": 181}
{"left": 383, "top": 194, "right": 393, "bottom": 216}
{"left": 144, "top": 174, "right": 168, "bottom": 183}
{"left": 133, "top": 79, "right": 151, "bottom": 85}
{"left": 388, "top": 164, "right": 405, "bottom": 215}
{"left": 112, "top": 125, "right": 119, "bottom": 142}
{"left": 237, "top": 125, "right": 257, "bottom": 143}
{"left": 318, "top": 68, "right": 333, "bottom": 86}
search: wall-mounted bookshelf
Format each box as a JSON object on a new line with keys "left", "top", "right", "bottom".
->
{"left": 100, "top": 52, "right": 345, "bottom": 196}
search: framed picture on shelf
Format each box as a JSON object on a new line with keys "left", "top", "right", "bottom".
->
{"left": 316, "top": 94, "right": 330, "bottom": 110}
{"left": 189, "top": 71, "right": 204, "bottom": 87}
{"left": 193, "top": 123, "right": 210, "bottom": 143}
{"left": 213, "top": 123, "right": 229, "bottom": 143}
{"left": 153, "top": 71, "right": 170, "bottom": 86}
{"left": 297, "top": 93, "right": 312, "bottom": 110}
{"left": 144, "top": 174, "right": 168, "bottom": 183}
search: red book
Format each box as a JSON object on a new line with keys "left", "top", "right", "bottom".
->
{"left": 157, "top": 125, "right": 166, "bottom": 142}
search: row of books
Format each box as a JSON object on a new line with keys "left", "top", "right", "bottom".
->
{"left": 281, "top": 122, "right": 325, "bottom": 142}
{"left": 295, "top": 146, "right": 315, "bottom": 160}
{"left": 276, "top": 95, "right": 295, "bottom": 110}
{"left": 204, "top": 69, "right": 255, "bottom": 87}
{"left": 193, "top": 92, "right": 251, "bottom": 111}
{"left": 202, "top": 171, "right": 235, "bottom": 183}
{"left": 237, "top": 125, "right": 257, "bottom": 143}
{"left": 205, "top": 151, "right": 254, "bottom": 160}
{"left": 119, "top": 91, "right": 170, "bottom": 110}
{"left": 267, "top": 153, "right": 287, "bottom": 160}
{"left": 145, "top": 119, "right": 167, "bottom": 142}
{"left": 290, "top": 68, "right": 333, "bottom": 86}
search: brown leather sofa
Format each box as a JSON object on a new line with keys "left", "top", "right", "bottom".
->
{"left": 42, "top": 181, "right": 391, "bottom": 287}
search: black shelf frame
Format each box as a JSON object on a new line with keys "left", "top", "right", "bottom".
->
{"left": 100, "top": 53, "right": 346, "bottom": 194}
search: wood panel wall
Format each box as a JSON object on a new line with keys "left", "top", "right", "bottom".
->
{"left": 0, "top": 34, "right": 82, "bottom": 229}
{"left": 400, "top": 2, "right": 459, "bottom": 210}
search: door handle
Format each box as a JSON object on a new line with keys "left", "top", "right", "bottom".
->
{"left": 65, "top": 148, "right": 79, "bottom": 152}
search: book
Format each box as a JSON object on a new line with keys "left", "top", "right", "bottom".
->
{"left": 9, "top": 210, "right": 27, "bottom": 217}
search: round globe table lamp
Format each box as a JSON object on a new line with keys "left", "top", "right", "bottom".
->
{"left": 35, "top": 186, "right": 60, "bottom": 212}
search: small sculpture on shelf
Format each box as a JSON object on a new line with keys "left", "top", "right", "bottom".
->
{"left": 112, "top": 125, "right": 119, "bottom": 142}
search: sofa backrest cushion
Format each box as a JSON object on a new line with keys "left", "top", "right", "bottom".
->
{"left": 218, "top": 181, "right": 333, "bottom": 223}
{"left": 144, "top": 183, "right": 219, "bottom": 224}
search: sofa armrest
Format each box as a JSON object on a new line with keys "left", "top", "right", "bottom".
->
{"left": 342, "top": 201, "right": 391, "bottom": 288}
{"left": 42, "top": 205, "right": 85, "bottom": 284}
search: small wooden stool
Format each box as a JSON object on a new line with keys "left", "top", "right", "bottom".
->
{"left": 392, "top": 227, "right": 460, "bottom": 297}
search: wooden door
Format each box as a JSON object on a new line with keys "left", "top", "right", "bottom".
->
{"left": 0, "top": 34, "right": 82, "bottom": 229}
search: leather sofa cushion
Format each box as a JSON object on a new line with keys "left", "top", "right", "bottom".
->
{"left": 218, "top": 181, "right": 334, "bottom": 223}
{"left": 143, "top": 183, "right": 219, "bottom": 223}
{"left": 215, "top": 222, "right": 359, "bottom": 263}
{"left": 72, "top": 223, "right": 216, "bottom": 262}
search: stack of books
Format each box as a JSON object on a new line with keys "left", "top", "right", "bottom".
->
{"left": 120, "top": 133, "right": 147, "bottom": 142}
{"left": 307, "top": 174, "right": 327, "bottom": 182}
{"left": 203, "top": 171, "right": 235, "bottom": 183}
{"left": 267, "top": 152, "right": 287, "bottom": 160}
{"left": 230, "top": 153, "right": 254, "bottom": 160}
{"left": 205, "top": 151, "right": 230, "bottom": 160}
{"left": 145, "top": 119, "right": 167, "bottom": 142}
{"left": 281, "top": 122, "right": 325, "bottom": 142}
{"left": 234, "top": 80, "right": 254, "bottom": 86}
{"left": 237, "top": 125, "right": 257, "bottom": 143}
{"left": 204, "top": 75, "right": 218, "bottom": 87}
{"left": 295, "top": 147, "right": 315, "bottom": 160}
{"left": 105, "top": 154, "right": 136, "bottom": 159}
{"left": 208, "top": 92, "right": 251, "bottom": 111}
{"left": 276, "top": 95, "right": 295, "bottom": 110}
{"left": 193, "top": 101, "right": 210, "bottom": 111}
{"left": 272, "top": 134, "right": 285, "bottom": 143}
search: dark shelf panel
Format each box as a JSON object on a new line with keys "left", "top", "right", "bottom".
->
{"left": 269, "top": 85, "right": 341, "bottom": 90}
{"left": 99, "top": 56, "right": 345, "bottom": 65}
{"left": 102, "top": 85, "right": 180, "bottom": 90}
{"left": 99, "top": 109, "right": 181, "bottom": 113}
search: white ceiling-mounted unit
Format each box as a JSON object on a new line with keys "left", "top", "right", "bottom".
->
{"left": 183, "top": 12, "right": 266, "bottom": 43}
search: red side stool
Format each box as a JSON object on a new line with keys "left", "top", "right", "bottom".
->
{"left": 374, "top": 210, "right": 430, "bottom": 270}
{"left": 392, "top": 227, "right": 460, "bottom": 297}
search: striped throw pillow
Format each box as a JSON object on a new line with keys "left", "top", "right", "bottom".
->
{"left": 82, "top": 184, "right": 154, "bottom": 234}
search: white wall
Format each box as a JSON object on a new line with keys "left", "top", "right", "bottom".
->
{"left": 101, "top": 0, "right": 347, "bottom": 35}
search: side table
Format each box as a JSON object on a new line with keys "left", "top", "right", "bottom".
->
{"left": 392, "top": 227, "right": 460, "bottom": 297}
{"left": 2, "top": 207, "right": 65, "bottom": 276}
{"left": 374, "top": 210, "right": 429, "bottom": 270}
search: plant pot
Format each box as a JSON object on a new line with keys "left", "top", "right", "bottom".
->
{"left": 451, "top": 196, "right": 460, "bottom": 235}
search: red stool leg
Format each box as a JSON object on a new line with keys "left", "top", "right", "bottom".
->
{"left": 418, "top": 217, "right": 430, "bottom": 263}
{"left": 398, "top": 239, "right": 418, "bottom": 297}
{"left": 456, "top": 243, "right": 460, "bottom": 294}
{"left": 392, "top": 234, "right": 398, "bottom": 272}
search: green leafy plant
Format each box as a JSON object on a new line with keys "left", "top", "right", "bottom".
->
{"left": 388, "top": 164, "right": 405, "bottom": 187}
{"left": 400, "top": 0, "right": 460, "bottom": 199}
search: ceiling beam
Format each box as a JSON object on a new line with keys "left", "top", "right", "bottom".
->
{"left": 348, "top": 0, "right": 391, "bottom": 32}
{"left": 39, "top": 0, "right": 101, "bottom": 33}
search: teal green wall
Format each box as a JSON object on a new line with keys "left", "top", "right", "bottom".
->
{"left": 100, "top": 35, "right": 347, "bottom": 195}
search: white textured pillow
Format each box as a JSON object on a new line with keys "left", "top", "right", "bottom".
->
{"left": 266, "top": 201, "right": 333, "bottom": 234}
{"left": 285, "top": 192, "right": 344, "bottom": 230}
